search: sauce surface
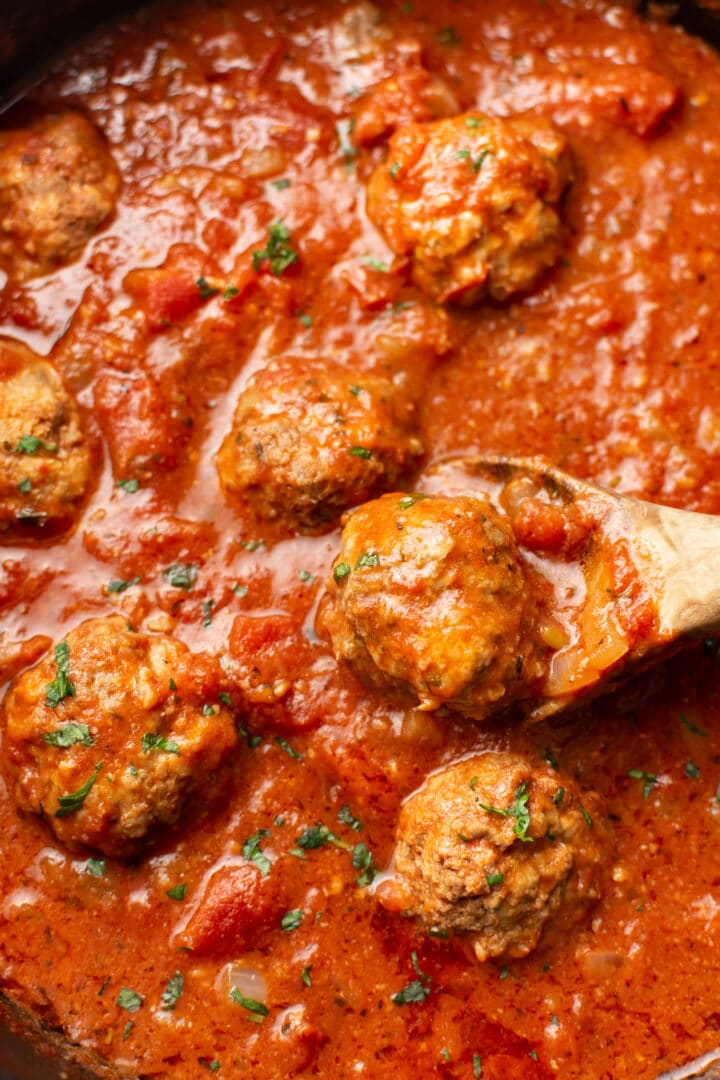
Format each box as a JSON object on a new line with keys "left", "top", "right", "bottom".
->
{"left": 2, "top": 1, "right": 720, "bottom": 1077}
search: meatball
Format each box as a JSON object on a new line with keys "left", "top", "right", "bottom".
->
{"left": 0, "top": 110, "right": 121, "bottom": 281}
{"left": 0, "top": 615, "right": 237, "bottom": 856}
{"left": 216, "top": 359, "right": 423, "bottom": 531}
{"left": 0, "top": 338, "right": 91, "bottom": 533}
{"left": 319, "top": 492, "right": 539, "bottom": 719}
{"left": 382, "top": 752, "right": 605, "bottom": 960}
{"left": 366, "top": 112, "right": 572, "bottom": 305}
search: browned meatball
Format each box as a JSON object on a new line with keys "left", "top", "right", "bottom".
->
{"left": 381, "top": 752, "right": 605, "bottom": 960}
{"left": 0, "top": 616, "right": 237, "bottom": 856}
{"left": 0, "top": 111, "right": 121, "bottom": 281}
{"left": 319, "top": 492, "right": 539, "bottom": 719}
{"left": 216, "top": 359, "right": 423, "bottom": 531}
{"left": 366, "top": 112, "right": 572, "bottom": 305}
{"left": 0, "top": 338, "right": 91, "bottom": 533}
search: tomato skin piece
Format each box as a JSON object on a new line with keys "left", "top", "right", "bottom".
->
{"left": 177, "top": 862, "right": 284, "bottom": 956}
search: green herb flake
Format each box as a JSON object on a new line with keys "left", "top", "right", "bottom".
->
{"left": 392, "top": 980, "right": 431, "bottom": 1006}
{"left": 271, "top": 178, "right": 292, "bottom": 190}
{"left": 202, "top": 599, "right": 215, "bottom": 628}
{"left": 252, "top": 221, "right": 299, "bottom": 276}
{"left": 499, "top": 965, "right": 509, "bottom": 980}
{"left": 296, "top": 823, "right": 349, "bottom": 851}
{"left": 14, "top": 435, "right": 58, "bottom": 455}
{"left": 579, "top": 803, "right": 593, "bottom": 828}
{"left": 116, "top": 987, "right": 144, "bottom": 1013}
{"left": 355, "top": 552, "right": 379, "bottom": 570}
{"left": 45, "top": 641, "right": 76, "bottom": 708}
{"left": 553, "top": 786, "right": 565, "bottom": 805}
{"left": 544, "top": 748, "right": 559, "bottom": 770}
{"left": 17, "top": 477, "right": 32, "bottom": 493}
{"left": 348, "top": 445, "right": 372, "bottom": 460}
{"left": 301, "top": 965, "right": 312, "bottom": 987}
{"left": 361, "top": 254, "right": 389, "bottom": 273}
{"left": 86, "top": 857, "right": 106, "bottom": 878}
{"left": 202, "top": 704, "right": 216, "bottom": 716}
{"left": 473, "top": 1054, "right": 483, "bottom": 1078}
{"left": 529, "top": 1050, "right": 538, "bottom": 1062}
{"left": 167, "top": 884, "right": 187, "bottom": 901}
{"left": 685, "top": 760, "right": 701, "bottom": 778}
{"left": 627, "top": 768, "right": 657, "bottom": 798}
{"left": 160, "top": 971, "right": 184, "bottom": 1011}
{"left": 55, "top": 762, "right": 102, "bottom": 818}
{"left": 352, "top": 842, "right": 376, "bottom": 887}
{"left": 230, "top": 988, "right": 269, "bottom": 1017}
{"left": 117, "top": 478, "right": 140, "bottom": 493}
{"left": 398, "top": 494, "right": 427, "bottom": 509}
{"left": 298, "top": 312, "right": 312, "bottom": 328}
{"left": 333, "top": 562, "right": 351, "bottom": 583}
{"left": 107, "top": 576, "right": 140, "bottom": 594}
{"left": 197, "top": 276, "right": 220, "bottom": 300}
{"left": 162, "top": 563, "right": 198, "bottom": 590}
{"left": 440, "top": 1048, "right": 450, "bottom": 1062}
{"left": 465, "top": 116, "right": 483, "bottom": 130}
{"left": 242, "top": 829, "right": 272, "bottom": 876}
{"left": 234, "top": 583, "right": 249, "bottom": 596}
{"left": 121, "top": 1020, "right": 133, "bottom": 1040}
{"left": 478, "top": 782, "right": 532, "bottom": 842}
{"left": 276, "top": 735, "right": 303, "bottom": 760}
{"left": 436, "top": 25, "right": 459, "bottom": 45}
{"left": 200, "top": 1061, "right": 221, "bottom": 1073}
{"left": 281, "top": 909, "right": 303, "bottom": 932}
{"left": 338, "top": 804, "right": 362, "bottom": 831}
{"left": 142, "top": 732, "right": 180, "bottom": 755}
{"left": 680, "top": 712, "right": 708, "bottom": 736}
{"left": 298, "top": 569, "right": 315, "bottom": 583}
{"left": 223, "top": 286, "right": 239, "bottom": 300}
{"left": 486, "top": 872, "right": 504, "bottom": 887}
{"left": 43, "top": 721, "right": 92, "bottom": 748}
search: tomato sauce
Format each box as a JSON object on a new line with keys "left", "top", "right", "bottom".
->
{"left": 2, "top": 1, "right": 720, "bottom": 1076}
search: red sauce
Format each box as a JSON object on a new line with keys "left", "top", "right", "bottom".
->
{"left": 2, "top": 1, "right": 720, "bottom": 1076}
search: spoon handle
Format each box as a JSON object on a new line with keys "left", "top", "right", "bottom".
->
{"left": 627, "top": 498, "right": 720, "bottom": 639}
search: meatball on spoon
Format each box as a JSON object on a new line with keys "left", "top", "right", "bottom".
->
{"left": 429, "top": 456, "right": 720, "bottom": 719}
{"left": 321, "top": 456, "right": 720, "bottom": 723}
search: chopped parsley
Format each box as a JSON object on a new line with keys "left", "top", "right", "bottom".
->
{"left": 230, "top": 989, "right": 269, "bottom": 1017}
{"left": 361, "top": 255, "right": 389, "bottom": 273}
{"left": 116, "top": 987, "right": 143, "bottom": 1012}
{"left": 338, "top": 804, "right": 362, "bottom": 831}
{"left": 680, "top": 713, "right": 708, "bottom": 736}
{"left": 142, "top": 733, "right": 180, "bottom": 755}
{"left": 281, "top": 909, "right": 303, "bottom": 932}
{"left": 45, "top": 641, "right": 75, "bottom": 708}
{"left": 579, "top": 803, "right": 593, "bottom": 828}
{"left": 436, "top": 25, "right": 459, "bottom": 45}
{"left": 627, "top": 768, "right": 657, "bottom": 798}
{"left": 271, "top": 178, "right": 292, "bottom": 190}
{"left": 197, "top": 276, "right": 220, "bottom": 300}
{"left": 298, "top": 569, "right": 315, "bottom": 583}
{"left": 117, "top": 478, "right": 140, "bottom": 493}
{"left": 465, "top": 116, "right": 483, "bottom": 130}
{"left": 348, "top": 445, "right": 372, "bottom": 459}
{"left": 167, "top": 884, "right": 187, "bottom": 901}
{"left": 14, "top": 435, "right": 57, "bottom": 454}
{"left": 553, "top": 786, "right": 565, "bottom": 805}
{"left": 242, "top": 829, "right": 272, "bottom": 875}
{"left": 160, "top": 971, "right": 184, "bottom": 1011}
{"left": 162, "top": 563, "right": 197, "bottom": 590}
{"left": 200, "top": 1061, "right": 221, "bottom": 1073}
{"left": 17, "top": 477, "right": 32, "bottom": 493}
{"left": 398, "top": 494, "right": 427, "bottom": 509}
{"left": 223, "top": 286, "right": 239, "bottom": 300}
{"left": 455, "top": 148, "right": 491, "bottom": 173}
{"left": 333, "top": 562, "right": 351, "bottom": 583}
{"left": 296, "top": 823, "right": 349, "bottom": 851}
{"left": 238, "top": 725, "right": 263, "bottom": 749}
{"left": 202, "top": 599, "right": 215, "bottom": 627}
{"left": 355, "top": 552, "right": 379, "bottom": 569}
{"left": 276, "top": 735, "right": 303, "bottom": 759}
{"left": 352, "top": 842, "right": 376, "bottom": 887}
{"left": 544, "top": 748, "right": 559, "bottom": 770}
{"left": 478, "top": 782, "right": 533, "bottom": 842}
{"left": 252, "top": 221, "right": 299, "bottom": 276}
{"left": 486, "top": 872, "right": 504, "bottom": 887}
{"left": 219, "top": 692, "right": 232, "bottom": 707}
{"left": 473, "top": 1054, "right": 483, "bottom": 1078}
{"left": 202, "top": 704, "right": 216, "bottom": 716}
{"left": 685, "top": 760, "right": 701, "bottom": 778}
{"left": 301, "top": 964, "right": 313, "bottom": 987}
{"left": 297, "top": 312, "right": 312, "bottom": 328}
{"left": 121, "top": 1021, "right": 133, "bottom": 1040}
{"left": 55, "top": 762, "right": 102, "bottom": 818}
{"left": 389, "top": 162, "right": 401, "bottom": 180}
{"left": 86, "top": 858, "right": 105, "bottom": 877}
{"left": 107, "top": 576, "right": 140, "bottom": 594}
{"left": 43, "top": 721, "right": 92, "bottom": 748}
{"left": 392, "top": 980, "right": 430, "bottom": 1006}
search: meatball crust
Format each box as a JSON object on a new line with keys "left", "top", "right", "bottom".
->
{"left": 0, "top": 339, "right": 91, "bottom": 533}
{"left": 366, "top": 112, "right": 572, "bottom": 305}
{"left": 216, "top": 359, "right": 423, "bottom": 531}
{"left": 0, "top": 110, "right": 121, "bottom": 281}
{"left": 384, "top": 752, "right": 605, "bottom": 960}
{"left": 320, "top": 493, "right": 539, "bottom": 718}
{"left": 0, "top": 616, "right": 237, "bottom": 856}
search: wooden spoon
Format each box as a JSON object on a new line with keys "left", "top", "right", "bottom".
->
{"left": 422, "top": 455, "right": 720, "bottom": 720}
